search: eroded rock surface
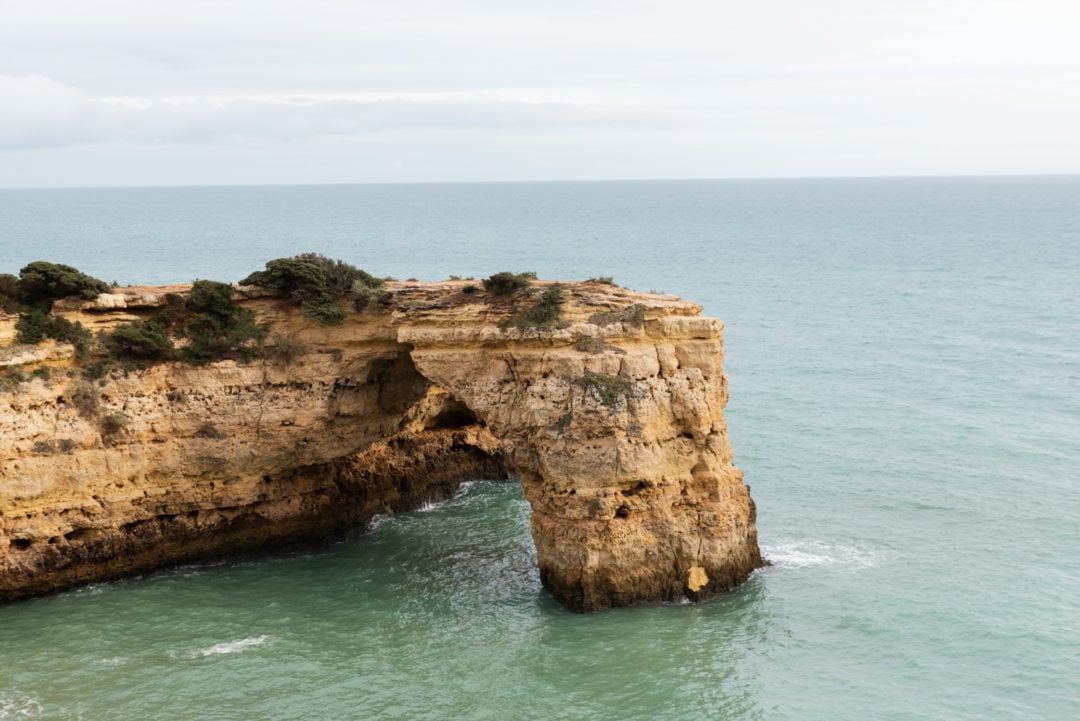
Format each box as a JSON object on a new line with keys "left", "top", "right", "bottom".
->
{"left": 0, "top": 281, "right": 762, "bottom": 611}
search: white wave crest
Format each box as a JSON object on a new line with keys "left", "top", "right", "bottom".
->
{"left": 763, "top": 540, "right": 880, "bottom": 569}
{"left": 0, "top": 692, "right": 44, "bottom": 720}
{"left": 97, "top": 657, "right": 128, "bottom": 667}
{"left": 186, "top": 635, "right": 270, "bottom": 658}
{"left": 416, "top": 481, "right": 480, "bottom": 512}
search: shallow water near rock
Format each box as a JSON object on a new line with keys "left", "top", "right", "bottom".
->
{"left": 1, "top": 177, "right": 1078, "bottom": 719}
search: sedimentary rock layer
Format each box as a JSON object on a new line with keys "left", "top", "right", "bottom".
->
{"left": 0, "top": 281, "right": 762, "bottom": 611}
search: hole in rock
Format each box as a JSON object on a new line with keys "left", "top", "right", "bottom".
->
{"left": 369, "top": 352, "right": 430, "bottom": 415}
{"left": 425, "top": 397, "right": 478, "bottom": 430}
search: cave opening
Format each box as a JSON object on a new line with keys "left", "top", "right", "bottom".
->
{"left": 425, "top": 397, "right": 479, "bottom": 430}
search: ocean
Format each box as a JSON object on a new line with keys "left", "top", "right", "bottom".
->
{"left": 1, "top": 177, "right": 1077, "bottom": 720}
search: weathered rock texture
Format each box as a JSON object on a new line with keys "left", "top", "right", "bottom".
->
{"left": 0, "top": 281, "right": 761, "bottom": 611}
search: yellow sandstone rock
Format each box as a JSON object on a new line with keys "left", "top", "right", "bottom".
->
{"left": 687, "top": 565, "right": 710, "bottom": 592}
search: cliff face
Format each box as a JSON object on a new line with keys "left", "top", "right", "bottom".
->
{"left": 0, "top": 281, "right": 762, "bottom": 611}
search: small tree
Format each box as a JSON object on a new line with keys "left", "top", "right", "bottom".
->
{"left": 102, "top": 321, "right": 176, "bottom": 362}
{"left": 17, "top": 261, "right": 110, "bottom": 309}
{"left": 15, "top": 309, "right": 93, "bottom": 361}
{"left": 0, "top": 273, "right": 20, "bottom": 313}
{"left": 177, "top": 281, "right": 265, "bottom": 365}
{"left": 240, "top": 254, "right": 382, "bottom": 326}
{"left": 483, "top": 271, "right": 536, "bottom": 296}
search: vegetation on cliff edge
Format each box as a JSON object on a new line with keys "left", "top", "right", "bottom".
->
{"left": 240, "top": 253, "right": 383, "bottom": 326}
{"left": 501, "top": 284, "right": 568, "bottom": 330}
{"left": 12, "top": 262, "right": 111, "bottom": 310}
{"left": 483, "top": 271, "right": 536, "bottom": 296}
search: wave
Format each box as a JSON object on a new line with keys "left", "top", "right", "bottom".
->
{"left": 0, "top": 692, "right": 44, "bottom": 720}
{"left": 762, "top": 539, "right": 880, "bottom": 569}
{"left": 371, "top": 481, "right": 483, "bottom": 527}
{"left": 96, "top": 657, "right": 128, "bottom": 667}
{"left": 184, "top": 635, "right": 271, "bottom": 659}
{"left": 416, "top": 481, "right": 480, "bottom": 512}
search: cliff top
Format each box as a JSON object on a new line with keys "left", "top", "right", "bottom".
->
{"left": 2, "top": 275, "right": 717, "bottom": 369}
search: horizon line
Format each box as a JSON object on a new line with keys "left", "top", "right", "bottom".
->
{"left": 2, "top": 172, "right": 1078, "bottom": 192}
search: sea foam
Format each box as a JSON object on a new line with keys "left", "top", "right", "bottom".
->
{"left": 762, "top": 540, "right": 880, "bottom": 570}
{"left": 186, "top": 635, "right": 271, "bottom": 658}
{"left": 0, "top": 692, "right": 44, "bottom": 720}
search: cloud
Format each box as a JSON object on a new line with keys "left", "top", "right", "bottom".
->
{"left": 0, "top": 75, "right": 108, "bottom": 150}
{"left": 0, "top": 75, "right": 675, "bottom": 151}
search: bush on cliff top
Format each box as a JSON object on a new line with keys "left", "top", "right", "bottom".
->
{"left": 17, "top": 261, "right": 110, "bottom": 309}
{"left": 589, "top": 303, "right": 646, "bottom": 329}
{"left": 92, "top": 282, "right": 260, "bottom": 368}
{"left": 483, "top": 271, "right": 536, "bottom": 296}
{"left": 240, "top": 253, "right": 382, "bottom": 326}
{"left": 0, "top": 274, "right": 20, "bottom": 313}
{"left": 172, "top": 280, "right": 265, "bottom": 365}
{"left": 502, "top": 284, "right": 567, "bottom": 330}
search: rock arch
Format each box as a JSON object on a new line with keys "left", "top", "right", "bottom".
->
{"left": 0, "top": 283, "right": 763, "bottom": 611}
{"left": 402, "top": 316, "right": 763, "bottom": 612}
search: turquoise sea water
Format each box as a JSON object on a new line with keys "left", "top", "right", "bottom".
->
{"left": 1, "top": 177, "right": 1078, "bottom": 720}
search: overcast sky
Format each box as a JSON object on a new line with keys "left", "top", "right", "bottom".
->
{"left": 2, "top": 0, "right": 1079, "bottom": 187}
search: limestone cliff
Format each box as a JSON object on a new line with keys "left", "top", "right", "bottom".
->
{"left": 0, "top": 280, "right": 762, "bottom": 611}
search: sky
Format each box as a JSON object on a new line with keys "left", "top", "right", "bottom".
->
{"left": 2, "top": 0, "right": 1079, "bottom": 187}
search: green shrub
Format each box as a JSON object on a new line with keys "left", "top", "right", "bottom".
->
{"left": 81, "top": 359, "right": 115, "bottom": 381}
{"left": 56, "top": 438, "right": 77, "bottom": 454}
{"left": 14, "top": 310, "right": 50, "bottom": 344}
{"left": 184, "top": 280, "right": 236, "bottom": 324}
{"left": 166, "top": 390, "right": 187, "bottom": 403}
{"left": 351, "top": 281, "right": 391, "bottom": 312}
{"left": 243, "top": 256, "right": 326, "bottom": 299}
{"left": 0, "top": 274, "right": 20, "bottom": 313}
{"left": 528, "top": 286, "right": 565, "bottom": 325}
{"left": 574, "top": 341, "right": 626, "bottom": 358}
{"left": 154, "top": 293, "right": 189, "bottom": 327}
{"left": 69, "top": 382, "right": 100, "bottom": 419}
{"left": 240, "top": 254, "right": 382, "bottom": 325}
{"left": 17, "top": 261, "right": 110, "bottom": 309}
{"left": 483, "top": 271, "right": 536, "bottom": 296}
{"left": 504, "top": 285, "right": 566, "bottom": 329}
{"left": 586, "top": 276, "right": 617, "bottom": 286}
{"left": 588, "top": 303, "right": 646, "bottom": 329}
{"left": 102, "top": 321, "right": 175, "bottom": 362}
{"left": 0, "top": 366, "right": 26, "bottom": 391}
{"left": 301, "top": 298, "right": 346, "bottom": 326}
{"left": 462, "top": 284, "right": 478, "bottom": 294}
{"left": 194, "top": 422, "right": 226, "bottom": 440}
{"left": 581, "top": 370, "right": 633, "bottom": 408}
{"left": 99, "top": 412, "right": 128, "bottom": 437}
{"left": 260, "top": 334, "right": 308, "bottom": 364}
{"left": 15, "top": 310, "right": 93, "bottom": 361}
{"left": 574, "top": 337, "right": 609, "bottom": 354}
{"left": 176, "top": 280, "right": 265, "bottom": 365}
{"left": 32, "top": 440, "right": 56, "bottom": 455}
{"left": 29, "top": 366, "right": 51, "bottom": 382}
